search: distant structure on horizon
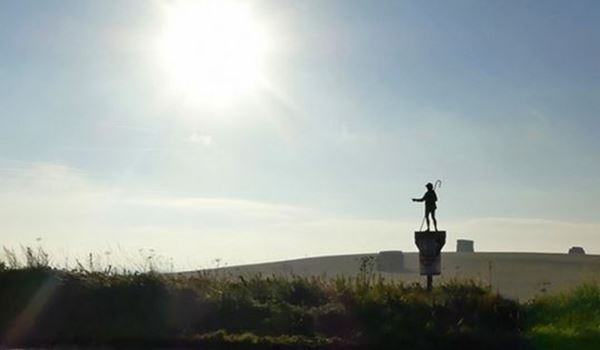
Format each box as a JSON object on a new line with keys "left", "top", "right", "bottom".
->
{"left": 376, "top": 251, "right": 404, "bottom": 272}
{"left": 456, "top": 239, "right": 475, "bottom": 253}
{"left": 568, "top": 246, "right": 586, "bottom": 255}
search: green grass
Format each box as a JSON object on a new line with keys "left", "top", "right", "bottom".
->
{"left": 526, "top": 283, "right": 600, "bottom": 349}
{"left": 0, "top": 265, "right": 526, "bottom": 349}
{"left": 2, "top": 247, "right": 599, "bottom": 349}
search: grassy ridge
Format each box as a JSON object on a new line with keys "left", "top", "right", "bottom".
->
{"left": 1, "top": 250, "right": 599, "bottom": 350}
{"left": 0, "top": 266, "right": 526, "bottom": 349}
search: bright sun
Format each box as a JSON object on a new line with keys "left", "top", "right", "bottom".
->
{"left": 157, "top": 0, "right": 271, "bottom": 103}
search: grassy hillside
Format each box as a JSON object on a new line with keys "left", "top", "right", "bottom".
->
{"left": 2, "top": 263, "right": 600, "bottom": 349}
{"left": 197, "top": 252, "right": 600, "bottom": 300}
{"left": 0, "top": 266, "right": 525, "bottom": 349}
{"left": 2, "top": 248, "right": 599, "bottom": 349}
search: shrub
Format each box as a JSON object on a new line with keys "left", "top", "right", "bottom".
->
{"left": 0, "top": 268, "right": 526, "bottom": 349}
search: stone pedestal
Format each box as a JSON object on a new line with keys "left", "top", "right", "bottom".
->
{"left": 414, "top": 231, "right": 446, "bottom": 291}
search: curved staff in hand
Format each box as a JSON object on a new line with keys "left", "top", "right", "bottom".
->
{"left": 412, "top": 181, "right": 440, "bottom": 232}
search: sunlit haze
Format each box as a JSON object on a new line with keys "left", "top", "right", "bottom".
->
{"left": 157, "top": 0, "right": 271, "bottom": 104}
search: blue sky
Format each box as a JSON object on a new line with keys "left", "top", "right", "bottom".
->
{"left": 1, "top": 0, "right": 599, "bottom": 269}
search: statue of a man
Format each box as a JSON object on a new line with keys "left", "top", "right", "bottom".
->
{"left": 412, "top": 182, "right": 438, "bottom": 231}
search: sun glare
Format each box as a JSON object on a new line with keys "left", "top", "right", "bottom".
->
{"left": 157, "top": 0, "right": 271, "bottom": 104}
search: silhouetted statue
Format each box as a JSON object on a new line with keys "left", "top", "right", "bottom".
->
{"left": 412, "top": 182, "right": 438, "bottom": 231}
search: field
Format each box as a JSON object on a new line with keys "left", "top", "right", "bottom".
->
{"left": 196, "top": 252, "right": 600, "bottom": 300}
{"left": 2, "top": 250, "right": 600, "bottom": 349}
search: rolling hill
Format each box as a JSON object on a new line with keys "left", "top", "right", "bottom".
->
{"left": 187, "top": 252, "right": 600, "bottom": 300}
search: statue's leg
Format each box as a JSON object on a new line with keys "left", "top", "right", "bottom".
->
{"left": 425, "top": 209, "right": 431, "bottom": 231}
{"left": 432, "top": 209, "right": 438, "bottom": 231}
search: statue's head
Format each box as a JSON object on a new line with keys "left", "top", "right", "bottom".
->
{"left": 426, "top": 183, "right": 433, "bottom": 190}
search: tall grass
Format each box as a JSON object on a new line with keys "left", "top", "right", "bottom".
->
{"left": 20, "top": 246, "right": 600, "bottom": 349}
{"left": 1, "top": 245, "right": 173, "bottom": 274}
{"left": 0, "top": 247, "right": 526, "bottom": 349}
{"left": 5, "top": 246, "right": 600, "bottom": 349}
{"left": 527, "top": 283, "right": 600, "bottom": 349}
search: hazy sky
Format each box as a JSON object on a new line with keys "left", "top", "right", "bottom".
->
{"left": 1, "top": 0, "right": 599, "bottom": 270}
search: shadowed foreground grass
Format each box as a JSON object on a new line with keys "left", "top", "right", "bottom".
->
{"left": 0, "top": 265, "right": 527, "bottom": 349}
{"left": 1, "top": 248, "right": 599, "bottom": 350}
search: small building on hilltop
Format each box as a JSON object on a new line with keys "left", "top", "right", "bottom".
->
{"left": 456, "top": 239, "right": 474, "bottom": 253}
{"left": 376, "top": 251, "right": 404, "bottom": 272}
{"left": 568, "top": 246, "right": 586, "bottom": 255}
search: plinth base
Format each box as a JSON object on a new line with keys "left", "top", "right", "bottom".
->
{"left": 415, "top": 231, "right": 446, "bottom": 277}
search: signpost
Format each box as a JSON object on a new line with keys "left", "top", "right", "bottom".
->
{"left": 414, "top": 231, "right": 446, "bottom": 291}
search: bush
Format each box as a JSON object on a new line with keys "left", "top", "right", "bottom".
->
{"left": 0, "top": 268, "right": 526, "bottom": 349}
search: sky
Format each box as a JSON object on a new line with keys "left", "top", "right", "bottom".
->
{"left": 0, "top": 0, "right": 599, "bottom": 270}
